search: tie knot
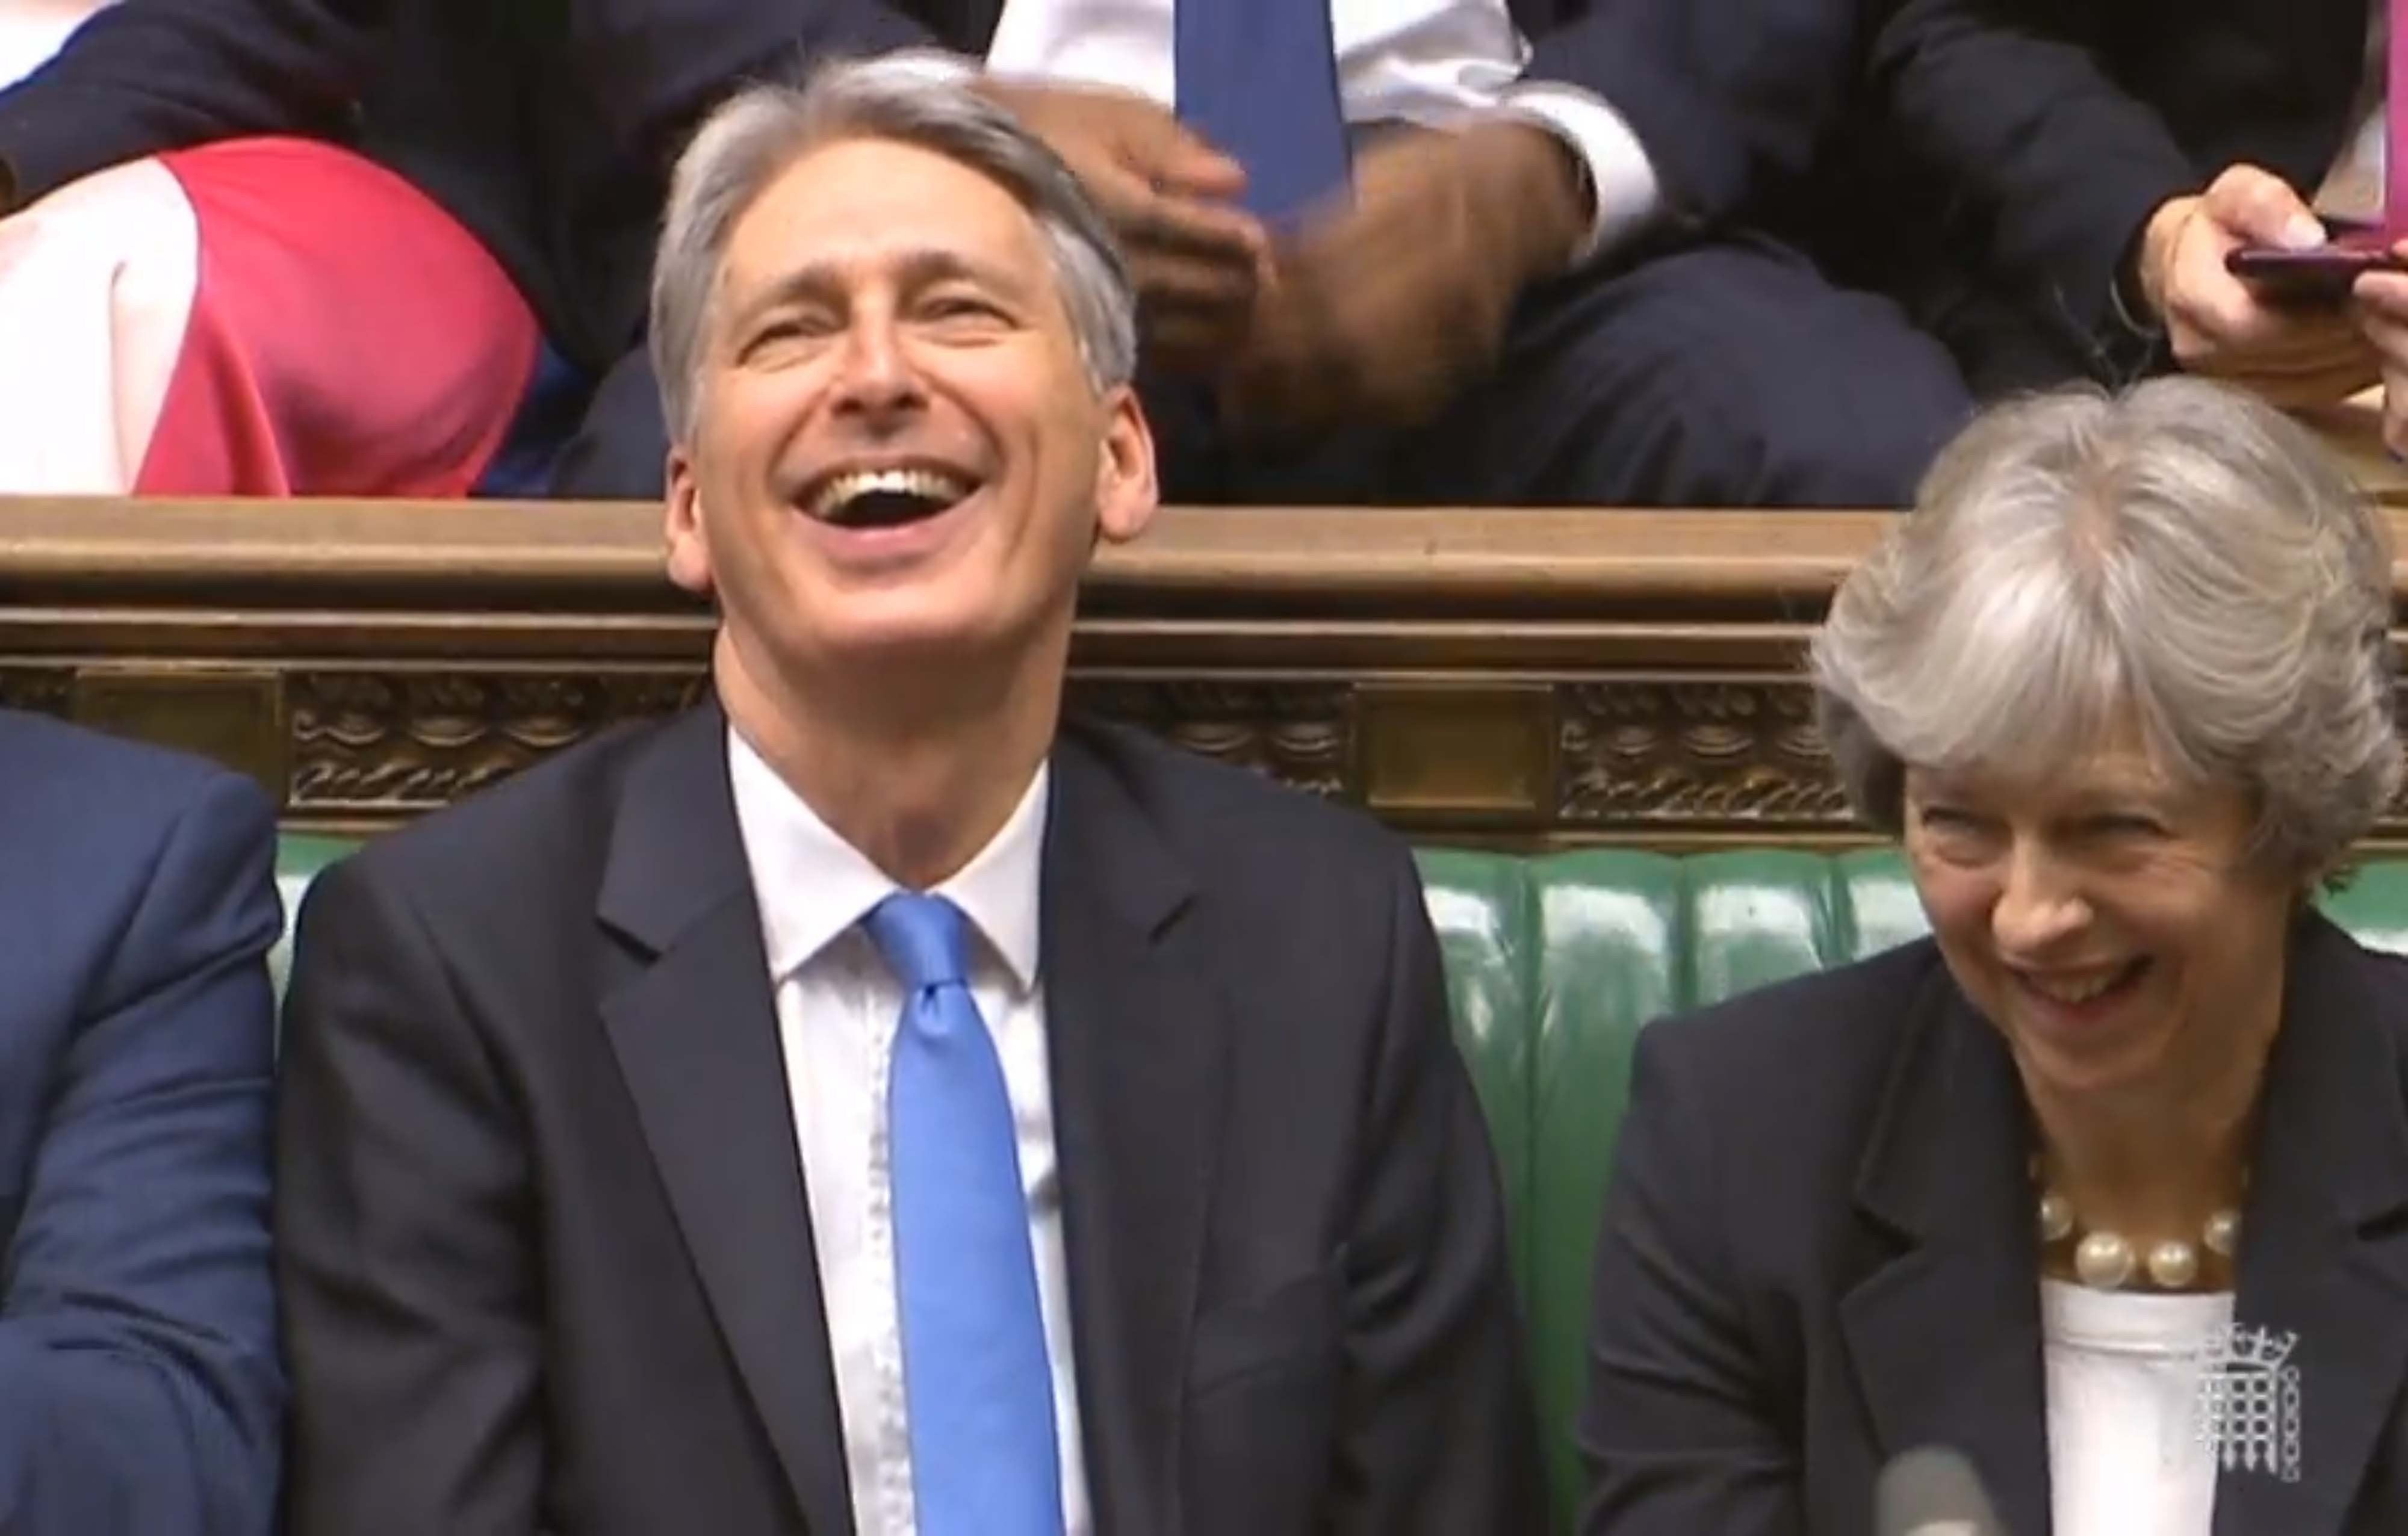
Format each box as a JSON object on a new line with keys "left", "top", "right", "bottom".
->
{"left": 864, "top": 891, "right": 970, "bottom": 992}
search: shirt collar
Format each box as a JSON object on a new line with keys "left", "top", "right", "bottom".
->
{"left": 725, "top": 725, "right": 1046, "bottom": 992}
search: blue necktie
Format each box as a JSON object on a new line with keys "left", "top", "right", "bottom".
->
{"left": 867, "top": 893, "right": 1063, "bottom": 1536}
{"left": 1175, "top": 0, "right": 1350, "bottom": 221}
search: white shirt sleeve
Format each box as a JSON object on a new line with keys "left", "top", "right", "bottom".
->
{"left": 870, "top": 5, "right": 1666, "bottom": 267}
{"left": 1497, "top": 81, "right": 1664, "bottom": 263}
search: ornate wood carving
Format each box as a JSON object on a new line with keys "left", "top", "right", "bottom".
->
{"left": 288, "top": 671, "right": 704, "bottom": 813}
{"left": 14, "top": 498, "right": 2408, "bottom": 845}
{"left": 19, "top": 660, "right": 2408, "bottom": 847}
{"left": 1068, "top": 679, "right": 1353, "bottom": 799}
{"left": 1558, "top": 680, "right": 1852, "bottom": 829}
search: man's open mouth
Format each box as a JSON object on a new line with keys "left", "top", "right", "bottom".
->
{"left": 805, "top": 466, "right": 978, "bottom": 530}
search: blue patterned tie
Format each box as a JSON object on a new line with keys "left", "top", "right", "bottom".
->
{"left": 867, "top": 893, "right": 1063, "bottom": 1536}
{"left": 1175, "top": 0, "right": 1351, "bottom": 221}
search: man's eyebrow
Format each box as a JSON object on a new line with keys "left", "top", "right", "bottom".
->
{"left": 727, "top": 247, "right": 1037, "bottom": 326}
{"left": 725, "top": 265, "right": 840, "bottom": 329}
{"left": 889, "top": 246, "right": 1038, "bottom": 302}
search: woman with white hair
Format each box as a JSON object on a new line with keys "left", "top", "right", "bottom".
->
{"left": 1580, "top": 377, "right": 2408, "bottom": 1535}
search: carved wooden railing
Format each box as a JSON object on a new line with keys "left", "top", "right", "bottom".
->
{"left": 5, "top": 494, "right": 2407, "bottom": 847}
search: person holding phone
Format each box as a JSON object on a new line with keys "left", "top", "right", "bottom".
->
{"left": 1867, "top": 0, "right": 2398, "bottom": 432}
{"left": 2132, "top": 167, "right": 2383, "bottom": 410}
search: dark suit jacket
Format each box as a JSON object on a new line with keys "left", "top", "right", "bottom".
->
{"left": 0, "top": 710, "right": 284, "bottom": 1535}
{"left": 275, "top": 700, "right": 1543, "bottom": 1535}
{"left": 0, "top": 0, "right": 1624, "bottom": 376}
{"left": 1580, "top": 914, "right": 2408, "bottom": 1535}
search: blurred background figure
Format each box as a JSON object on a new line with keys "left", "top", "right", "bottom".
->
{"left": 0, "top": 0, "right": 1980, "bottom": 508}
{"left": 555, "top": 0, "right": 1960, "bottom": 507}
{"left": 1615, "top": 0, "right": 2408, "bottom": 475}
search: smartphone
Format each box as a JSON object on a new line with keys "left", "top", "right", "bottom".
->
{"left": 2226, "top": 230, "right": 2406, "bottom": 302}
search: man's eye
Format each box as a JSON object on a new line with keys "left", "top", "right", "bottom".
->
{"left": 923, "top": 295, "right": 1004, "bottom": 323}
{"left": 2088, "top": 814, "right": 2165, "bottom": 838}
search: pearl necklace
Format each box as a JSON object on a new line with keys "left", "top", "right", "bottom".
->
{"left": 2035, "top": 1186, "right": 2242, "bottom": 1290}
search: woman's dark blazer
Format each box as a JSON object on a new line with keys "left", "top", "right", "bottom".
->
{"left": 1580, "top": 911, "right": 2408, "bottom": 1535}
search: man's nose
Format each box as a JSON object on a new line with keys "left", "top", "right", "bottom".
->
{"left": 829, "top": 310, "right": 925, "bottom": 421}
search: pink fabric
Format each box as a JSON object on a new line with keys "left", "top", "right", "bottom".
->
{"left": 2391, "top": 0, "right": 2406, "bottom": 234}
{"left": 135, "top": 137, "right": 540, "bottom": 496}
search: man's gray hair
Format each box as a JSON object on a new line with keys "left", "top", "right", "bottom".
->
{"left": 649, "top": 57, "right": 1138, "bottom": 442}
{"left": 1811, "top": 377, "right": 2400, "bottom": 879}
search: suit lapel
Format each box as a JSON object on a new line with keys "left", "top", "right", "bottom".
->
{"left": 595, "top": 704, "right": 855, "bottom": 1535}
{"left": 2213, "top": 915, "right": 2408, "bottom": 1536}
{"left": 1839, "top": 971, "right": 2054, "bottom": 1536}
{"left": 1041, "top": 730, "right": 1226, "bottom": 1535}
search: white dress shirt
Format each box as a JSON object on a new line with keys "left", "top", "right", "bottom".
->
{"left": 2041, "top": 1280, "right": 2232, "bottom": 1536}
{"left": 727, "top": 728, "right": 1091, "bottom": 1536}
{"left": 964, "top": 0, "right": 1661, "bottom": 256}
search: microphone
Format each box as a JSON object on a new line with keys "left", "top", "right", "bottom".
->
{"left": 1875, "top": 1446, "right": 2009, "bottom": 1536}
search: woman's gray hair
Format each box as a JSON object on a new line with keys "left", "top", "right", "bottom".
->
{"left": 649, "top": 56, "right": 1138, "bottom": 443}
{"left": 1811, "top": 377, "right": 2400, "bottom": 879}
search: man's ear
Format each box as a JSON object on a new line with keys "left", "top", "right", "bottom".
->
{"left": 663, "top": 447, "right": 715, "bottom": 595}
{"left": 1091, "top": 383, "right": 1159, "bottom": 547}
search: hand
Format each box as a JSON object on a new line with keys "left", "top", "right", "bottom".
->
{"left": 2348, "top": 246, "right": 2408, "bottom": 454}
{"left": 1223, "top": 119, "right": 1589, "bottom": 438}
{"left": 2135, "top": 163, "right": 2380, "bottom": 406}
{"left": 976, "top": 78, "right": 1269, "bottom": 373}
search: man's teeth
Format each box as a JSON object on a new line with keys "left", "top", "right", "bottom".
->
{"left": 811, "top": 467, "right": 971, "bottom": 521}
{"left": 2023, "top": 967, "right": 2132, "bottom": 1005}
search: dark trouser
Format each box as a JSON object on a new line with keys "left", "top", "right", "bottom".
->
{"left": 551, "top": 342, "right": 673, "bottom": 499}
{"left": 553, "top": 234, "right": 1980, "bottom": 508}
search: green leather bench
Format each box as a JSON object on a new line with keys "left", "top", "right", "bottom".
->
{"left": 267, "top": 834, "right": 2408, "bottom": 1532}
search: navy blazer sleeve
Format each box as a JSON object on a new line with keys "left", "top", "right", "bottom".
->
{"left": 0, "top": 747, "right": 284, "bottom": 1535}
{"left": 0, "top": 0, "right": 937, "bottom": 213}
{"left": 275, "top": 852, "right": 556, "bottom": 1535}
{"left": 0, "top": 0, "right": 380, "bottom": 208}
{"left": 1578, "top": 1023, "right": 1803, "bottom": 1535}
{"left": 1865, "top": 0, "right": 2197, "bottom": 373}
{"left": 1328, "top": 846, "right": 1549, "bottom": 1533}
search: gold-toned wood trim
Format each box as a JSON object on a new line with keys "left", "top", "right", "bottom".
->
{"left": 2, "top": 500, "right": 1882, "bottom": 615}
{"left": 10, "top": 497, "right": 2408, "bottom": 849}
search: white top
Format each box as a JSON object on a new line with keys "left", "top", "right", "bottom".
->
{"left": 0, "top": 0, "right": 111, "bottom": 93}
{"left": 969, "top": 0, "right": 1661, "bottom": 256}
{"left": 2041, "top": 1280, "right": 2233, "bottom": 1536}
{"left": 727, "top": 728, "right": 1090, "bottom": 1536}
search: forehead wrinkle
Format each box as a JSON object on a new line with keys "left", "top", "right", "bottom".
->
{"left": 716, "top": 164, "right": 1058, "bottom": 335}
